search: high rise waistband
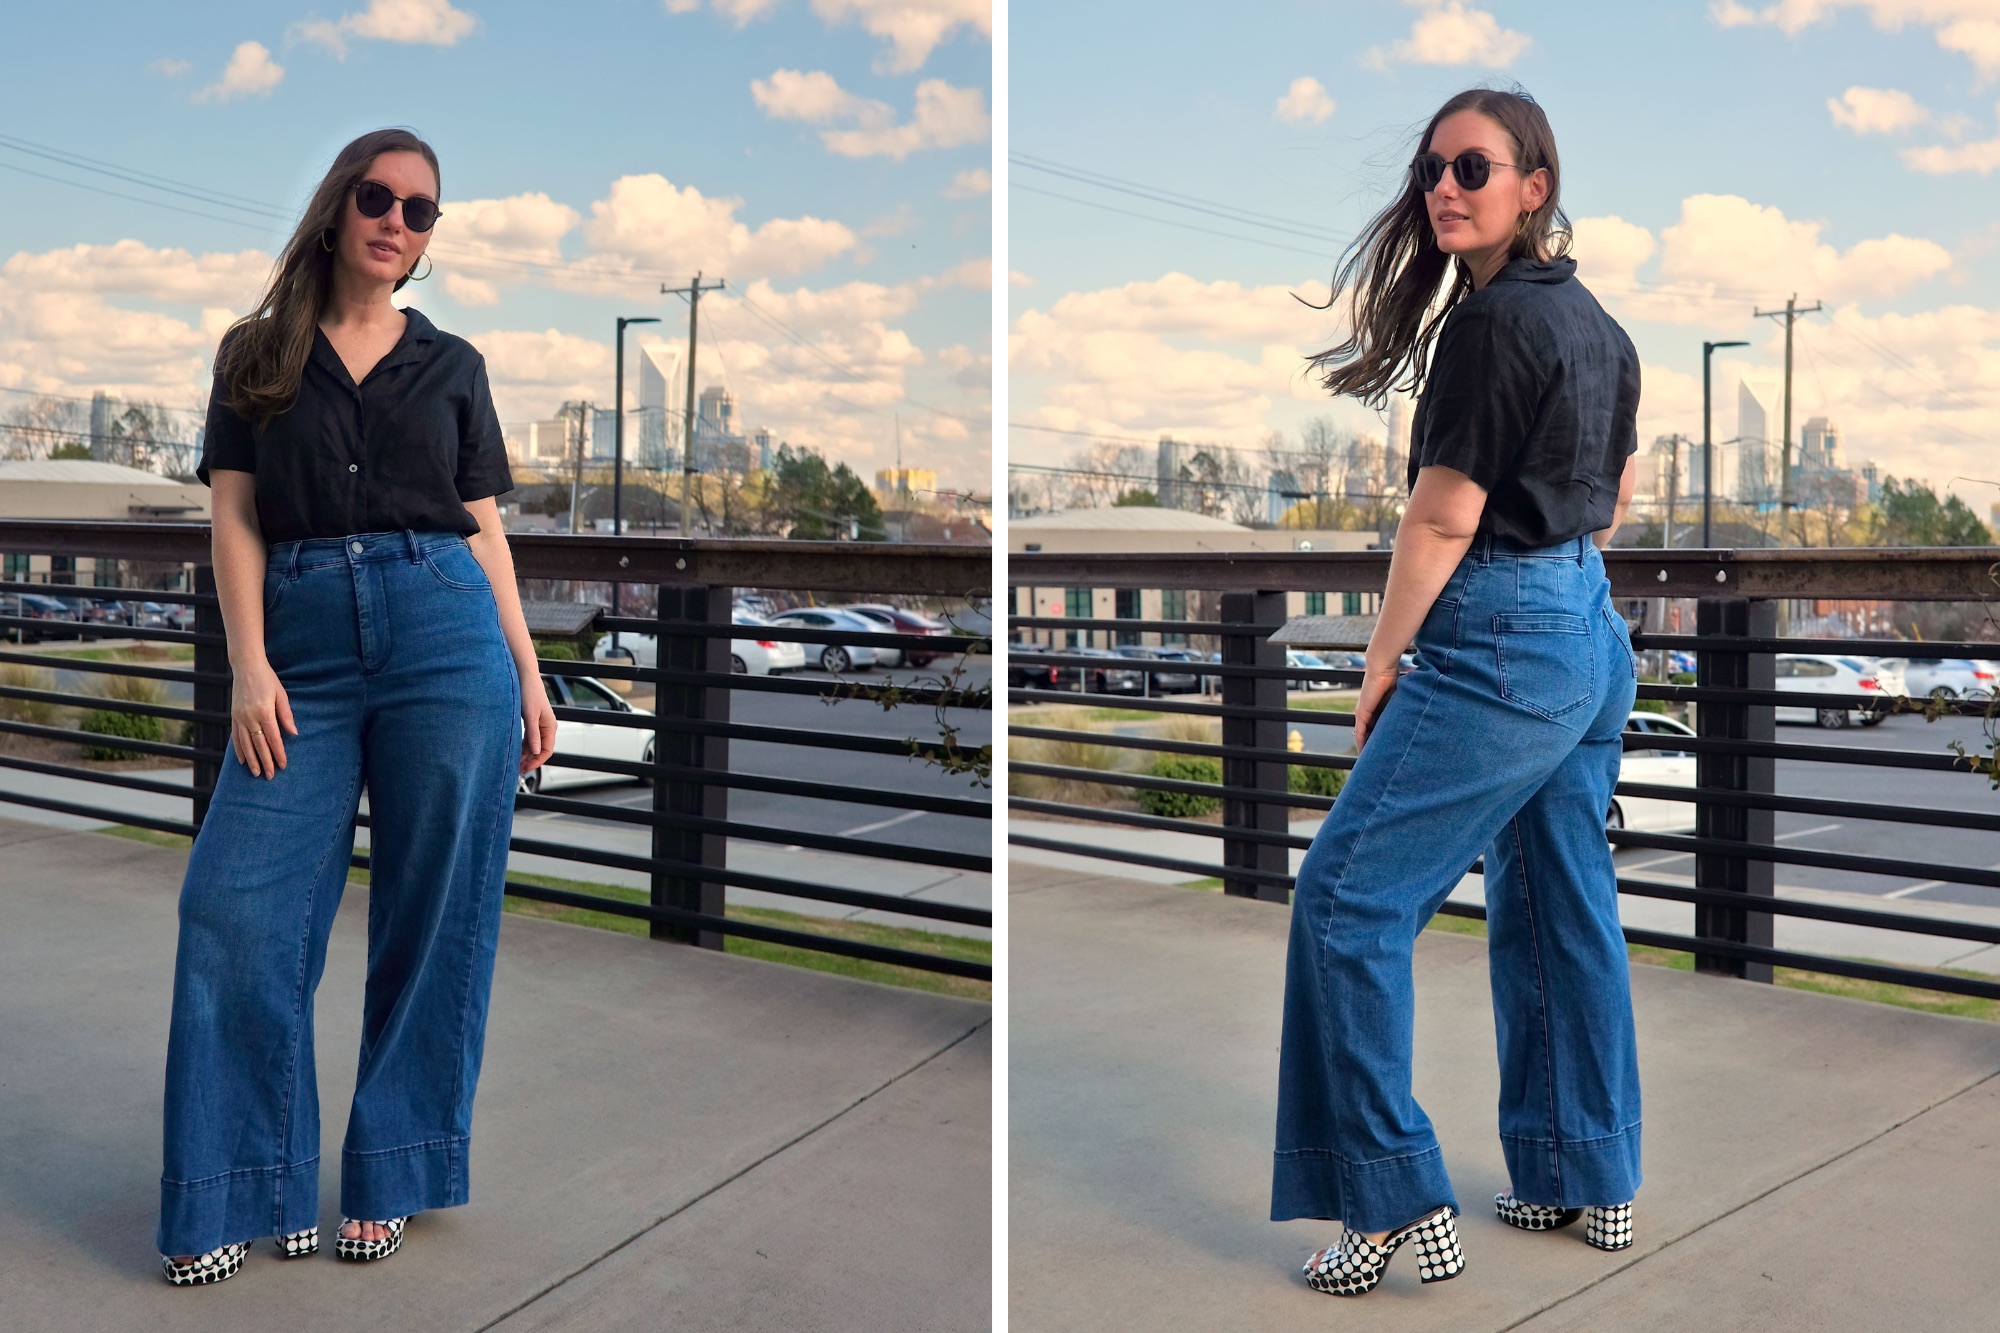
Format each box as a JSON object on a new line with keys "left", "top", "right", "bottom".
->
{"left": 1472, "top": 532, "right": 1595, "bottom": 563}
{"left": 267, "top": 529, "right": 467, "bottom": 576}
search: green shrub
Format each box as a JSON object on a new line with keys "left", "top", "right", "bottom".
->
{"left": 1669, "top": 671, "right": 1696, "bottom": 686}
{"left": 1138, "top": 754, "right": 1222, "bottom": 818}
{"left": 1289, "top": 763, "right": 1346, "bottom": 798}
{"left": 533, "top": 638, "right": 582, "bottom": 661}
{"left": 79, "top": 707, "right": 164, "bottom": 760}
{"left": 1632, "top": 697, "right": 1670, "bottom": 716}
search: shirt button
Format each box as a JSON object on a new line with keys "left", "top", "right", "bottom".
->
{"left": 350, "top": 541, "right": 364, "bottom": 554}
{"left": 349, "top": 463, "right": 359, "bottom": 473}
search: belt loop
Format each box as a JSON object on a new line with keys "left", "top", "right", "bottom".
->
{"left": 404, "top": 528, "right": 421, "bottom": 563}
{"left": 1474, "top": 532, "right": 1491, "bottom": 566}
{"left": 287, "top": 541, "right": 302, "bottom": 581}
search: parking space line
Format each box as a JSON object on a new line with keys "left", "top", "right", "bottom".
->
{"left": 1616, "top": 821, "right": 1845, "bottom": 875}
{"left": 1885, "top": 860, "right": 2000, "bottom": 900}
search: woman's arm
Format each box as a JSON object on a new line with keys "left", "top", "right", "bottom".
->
{"left": 1354, "top": 465, "right": 1488, "bottom": 751}
{"left": 209, "top": 470, "right": 295, "bottom": 777}
{"left": 462, "top": 497, "right": 558, "bottom": 775}
{"left": 1593, "top": 451, "right": 1639, "bottom": 549}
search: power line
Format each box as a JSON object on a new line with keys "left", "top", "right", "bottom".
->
{"left": 1011, "top": 153, "right": 1341, "bottom": 242}
{"left": 1012, "top": 181, "right": 1332, "bottom": 259}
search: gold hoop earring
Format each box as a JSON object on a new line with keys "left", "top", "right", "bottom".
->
{"left": 320, "top": 230, "right": 335, "bottom": 252}
{"left": 408, "top": 254, "right": 432, "bottom": 282}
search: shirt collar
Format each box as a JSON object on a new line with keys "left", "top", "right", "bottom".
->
{"left": 309, "top": 305, "right": 437, "bottom": 386}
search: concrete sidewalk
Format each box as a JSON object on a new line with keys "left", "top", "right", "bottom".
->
{"left": 1010, "top": 861, "right": 2000, "bottom": 1332}
{"left": 0, "top": 815, "right": 989, "bottom": 1331}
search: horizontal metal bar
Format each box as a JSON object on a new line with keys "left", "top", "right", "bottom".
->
{"left": 1610, "top": 829, "right": 2000, "bottom": 891}
{"left": 0, "top": 751, "right": 200, "bottom": 800}
{"left": 0, "top": 787, "right": 197, "bottom": 839}
{"left": 1617, "top": 925, "right": 2000, "bottom": 1001}
{"left": 1010, "top": 725, "right": 1349, "bottom": 769}
{"left": 514, "top": 789, "right": 990, "bottom": 873}
{"left": 498, "top": 880, "right": 989, "bottom": 980}
{"left": 0, "top": 578, "right": 212, "bottom": 607}
{"left": 0, "top": 614, "right": 218, "bottom": 645}
{"left": 524, "top": 747, "right": 990, "bottom": 817}
{"left": 1625, "top": 732, "right": 1977, "bottom": 773}
{"left": 0, "top": 716, "right": 215, "bottom": 761}
{"left": 1633, "top": 633, "right": 2000, "bottom": 659}
{"left": 1006, "top": 797, "right": 1313, "bottom": 849}
{"left": 1610, "top": 781, "right": 2000, "bottom": 835}
{"left": 635, "top": 715, "right": 973, "bottom": 762}
{"left": 0, "top": 647, "right": 224, "bottom": 685}
{"left": 1614, "top": 876, "right": 2000, "bottom": 946}
{"left": 503, "top": 833, "right": 991, "bottom": 927}
{"left": 1007, "top": 686, "right": 1357, "bottom": 728}
{"left": 1634, "top": 682, "right": 1990, "bottom": 715}
{"left": 546, "top": 661, "right": 984, "bottom": 710}
{"left": 1007, "top": 762, "right": 1337, "bottom": 812}
{"left": 1008, "top": 616, "right": 1219, "bottom": 634}
{"left": 0, "top": 683, "right": 223, "bottom": 725}
{"left": 1006, "top": 831, "right": 1295, "bottom": 886}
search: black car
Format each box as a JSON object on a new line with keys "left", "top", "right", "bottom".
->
{"left": 1070, "top": 647, "right": 1145, "bottom": 696}
{"left": 1110, "top": 645, "right": 1202, "bottom": 694}
{"left": 1007, "top": 641, "right": 1062, "bottom": 691}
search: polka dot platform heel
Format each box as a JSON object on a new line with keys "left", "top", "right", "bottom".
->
{"left": 335, "top": 1216, "right": 405, "bottom": 1262}
{"left": 160, "top": 1242, "right": 246, "bottom": 1286}
{"left": 277, "top": 1225, "right": 320, "bottom": 1258}
{"left": 1495, "top": 1192, "right": 1634, "bottom": 1251}
{"left": 1302, "top": 1205, "right": 1464, "bottom": 1296}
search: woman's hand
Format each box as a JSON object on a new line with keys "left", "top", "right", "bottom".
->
{"left": 231, "top": 657, "right": 296, "bottom": 778}
{"left": 519, "top": 672, "right": 557, "bottom": 775}
{"left": 1352, "top": 662, "right": 1402, "bottom": 753}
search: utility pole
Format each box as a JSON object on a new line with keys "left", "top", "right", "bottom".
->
{"left": 662, "top": 274, "right": 724, "bottom": 537}
{"left": 1753, "top": 294, "right": 1821, "bottom": 545}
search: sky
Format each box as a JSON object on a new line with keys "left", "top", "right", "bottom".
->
{"left": 0, "top": 0, "right": 992, "bottom": 492}
{"left": 1008, "top": 0, "right": 2000, "bottom": 510}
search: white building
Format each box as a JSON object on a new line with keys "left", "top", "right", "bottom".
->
{"left": 636, "top": 342, "right": 683, "bottom": 468}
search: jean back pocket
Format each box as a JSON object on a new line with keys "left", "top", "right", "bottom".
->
{"left": 1493, "top": 611, "right": 1595, "bottom": 720}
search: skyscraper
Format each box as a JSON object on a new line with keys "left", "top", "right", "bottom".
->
{"left": 1157, "top": 436, "right": 1191, "bottom": 509}
{"left": 636, "top": 343, "right": 682, "bottom": 469}
{"left": 1736, "top": 380, "right": 1771, "bottom": 504}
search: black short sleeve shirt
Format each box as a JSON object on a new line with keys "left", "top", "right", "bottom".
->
{"left": 1408, "top": 255, "right": 1640, "bottom": 546}
{"left": 198, "top": 306, "right": 514, "bottom": 544}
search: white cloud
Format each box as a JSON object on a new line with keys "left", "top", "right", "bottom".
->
{"left": 1712, "top": 1, "right": 2000, "bottom": 79}
{"left": 2, "top": 241, "right": 271, "bottom": 308}
{"left": 671, "top": 0, "right": 988, "bottom": 72}
{"left": 1901, "top": 113, "right": 2000, "bottom": 172}
{"left": 945, "top": 167, "right": 990, "bottom": 198}
{"left": 1275, "top": 76, "right": 1336, "bottom": 125}
{"left": 752, "top": 69, "right": 989, "bottom": 160}
{"left": 442, "top": 272, "right": 500, "bottom": 306}
{"left": 582, "top": 173, "right": 857, "bottom": 280}
{"left": 150, "top": 57, "right": 191, "bottom": 77}
{"left": 1365, "top": 1, "right": 1531, "bottom": 70}
{"left": 193, "top": 41, "right": 285, "bottom": 104}
{"left": 1827, "top": 86, "right": 1932, "bottom": 133}
{"left": 293, "top": 0, "right": 479, "bottom": 57}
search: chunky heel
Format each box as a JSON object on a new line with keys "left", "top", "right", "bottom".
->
{"left": 1495, "top": 1191, "right": 1582, "bottom": 1232}
{"left": 1303, "top": 1206, "right": 1462, "bottom": 1296}
{"left": 1583, "top": 1202, "right": 1633, "bottom": 1251}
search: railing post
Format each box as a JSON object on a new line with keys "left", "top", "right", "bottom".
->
{"left": 652, "top": 583, "right": 729, "bottom": 948}
{"left": 1219, "top": 591, "right": 1289, "bottom": 902}
{"left": 190, "top": 563, "right": 229, "bottom": 831}
{"left": 1693, "top": 597, "right": 1776, "bottom": 980}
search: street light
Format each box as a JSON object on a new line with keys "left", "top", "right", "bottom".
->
{"left": 1703, "top": 339, "right": 1749, "bottom": 548}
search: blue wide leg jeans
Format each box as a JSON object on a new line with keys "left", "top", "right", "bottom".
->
{"left": 158, "top": 530, "right": 521, "bottom": 1257}
{"left": 1272, "top": 534, "right": 1642, "bottom": 1234}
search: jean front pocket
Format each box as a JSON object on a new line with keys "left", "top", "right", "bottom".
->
{"left": 262, "top": 569, "right": 289, "bottom": 614}
{"left": 1493, "top": 612, "right": 1595, "bottom": 720}
{"left": 423, "top": 542, "right": 492, "bottom": 592}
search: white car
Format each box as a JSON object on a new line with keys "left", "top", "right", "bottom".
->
{"left": 1774, "top": 654, "right": 1906, "bottom": 728}
{"left": 593, "top": 619, "right": 807, "bottom": 676}
{"left": 1901, "top": 657, "right": 1997, "bottom": 702}
{"left": 763, "top": 607, "right": 882, "bottom": 674}
{"left": 1608, "top": 711, "right": 1697, "bottom": 834}
{"left": 524, "top": 673, "right": 653, "bottom": 794}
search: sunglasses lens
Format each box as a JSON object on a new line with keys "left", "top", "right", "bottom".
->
{"left": 403, "top": 197, "right": 438, "bottom": 232}
{"left": 1454, "top": 152, "right": 1491, "bottom": 190}
{"left": 354, "top": 180, "right": 393, "bottom": 218}
{"left": 1412, "top": 154, "right": 1445, "bottom": 192}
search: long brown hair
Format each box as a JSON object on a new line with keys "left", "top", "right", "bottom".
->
{"left": 1305, "top": 87, "right": 1570, "bottom": 409}
{"left": 216, "top": 128, "right": 441, "bottom": 424}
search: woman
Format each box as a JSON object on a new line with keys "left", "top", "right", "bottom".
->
{"left": 1273, "top": 88, "right": 1643, "bottom": 1296}
{"left": 158, "top": 127, "right": 558, "bottom": 1285}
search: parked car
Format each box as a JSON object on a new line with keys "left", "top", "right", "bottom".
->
{"left": 5, "top": 592, "right": 78, "bottom": 642}
{"left": 593, "top": 615, "right": 809, "bottom": 677}
{"left": 1070, "top": 646, "right": 1145, "bottom": 695}
{"left": 1285, "top": 650, "right": 1341, "bottom": 691}
{"left": 1774, "top": 654, "right": 1906, "bottom": 728}
{"left": 1607, "top": 711, "right": 1697, "bottom": 833}
{"left": 1007, "top": 641, "right": 1063, "bottom": 691}
{"left": 1111, "top": 644, "right": 1201, "bottom": 694}
{"left": 1901, "top": 657, "right": 1997, "bottom": 702}
{"left": 838, "top": 603, "right": 951, "bottom": 667}
{"left": 521, "top": 673, "right": 654, "bottom": 794}
{"left": 763, "top": 607, "right": 882, "bottom": 673}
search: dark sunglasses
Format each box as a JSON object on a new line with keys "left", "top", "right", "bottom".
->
{"left": 1409, "top": 150, "right": 1524, "bottom": 193}
{"left": 353, "top": 179, "right": 441, "bottom": 232}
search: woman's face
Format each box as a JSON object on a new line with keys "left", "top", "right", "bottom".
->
{"left": 1421, "top": 109, "right": 1548, "bottom": 261}
{"left": 333, "top": 150, "right": 438, "bottom": 288}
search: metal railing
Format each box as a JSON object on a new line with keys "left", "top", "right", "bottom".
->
{"left": 1007, "top": 545, "right": 2000, "bottom": 1000}
{"left": 0, "top": 520, "right": 992, "bottom": 981}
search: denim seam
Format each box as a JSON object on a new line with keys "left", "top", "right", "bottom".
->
{"left": 446, "top": 684, "right": 515, "bottom": 1147}
{"left": 342, "top": 1134, "right": 469, "bottom": 1162}
{"left": 1274, "top": 1145, "right": 1445, "bottom": 1168}
{"left": 162, "top": 1157, "right": 320, "bottom": 1190}
{"left": 1500, "top": 1120, "right": 1642, "bottom": 1150}
{"left": 1510, "top": 814, "right": 1563, "bottom": 1200}
{"left": 422, "top": 547, "right": 490, "bottom": 592}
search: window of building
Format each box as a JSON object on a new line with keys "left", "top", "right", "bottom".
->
{"left": 1113, "top": 588, "right": 1140, "bottom": 645}
{"left": 48, "top": 555, "right": 74, "bottom": 586}
{"left": 1343, "top": 592, "right": 1363, "bottom": 616}
{"left": 1065, "top": 587, "right": 1093, "bottom": 649}
{"left": 1305, "top": 591, "right": 1326, "bottom": 616}
{"left": 1159, "top": 588, "right": 1188, "bottom": 645}
{"left": 1, "top": 553, "right": 27, "bottom": 581}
